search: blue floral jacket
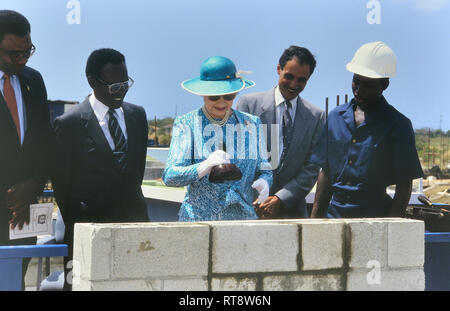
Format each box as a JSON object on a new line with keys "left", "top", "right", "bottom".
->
{"left": 162, "top": 108, "right": 272, "bottom": 221}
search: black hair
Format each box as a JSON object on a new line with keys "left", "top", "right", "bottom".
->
{"left": 0, "top": 10, "right": 31, "bottom": 42}
{"left": 279, "top": 45, "right": 317, "bottom": 75}
{"left": 85, "top": 48, "right": 125, "bottom": 78}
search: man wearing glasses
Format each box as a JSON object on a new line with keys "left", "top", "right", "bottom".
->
{"left": 52, "top": 48, "right": 149, "bottom": 290}
{"left": 0, "top": 10, "right": 52, "bottom": 290}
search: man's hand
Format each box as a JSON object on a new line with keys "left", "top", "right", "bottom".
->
{"left": 253, "top": 195, "right": 283, "bottom": 219}
{"left": 6, "top": 180, "right": 40, "bottom": 230}
{"left": 9, "top": 209, "right": 30, "bottom": 230}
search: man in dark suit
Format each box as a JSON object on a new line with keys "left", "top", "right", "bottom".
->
{"left": 52, "top": 48, "right": 149, "bottom": 289}
{"left": 236, "top": 46, "right": 325, "bottom": 219}
{"left": 0, "top": 10, "right": 52, "bottom": 289}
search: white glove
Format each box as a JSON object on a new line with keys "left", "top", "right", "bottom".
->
{"left": 197, "top": 150, "right": 232, "bottom": 179}
{"left": 251, "top": 178, "right": 270, "bottom": 204}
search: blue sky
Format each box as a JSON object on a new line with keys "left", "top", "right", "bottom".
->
{"left": 3, "top": 0, "right": 450, "bottom": 130}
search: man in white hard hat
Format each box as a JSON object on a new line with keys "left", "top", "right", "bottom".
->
{"left": 310, "top": 41, "right": 423, "bottom": 218}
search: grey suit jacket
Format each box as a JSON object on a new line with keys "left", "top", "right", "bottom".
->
{"left": 236, "top": 88, "right": 325, "bottom": 217}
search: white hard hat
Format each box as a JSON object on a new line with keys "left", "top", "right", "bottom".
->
{"left": 346, "top": 41, "right": 397, "bottom": 78}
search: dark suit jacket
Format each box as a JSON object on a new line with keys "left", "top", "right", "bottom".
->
{"left": 236, "top": 88, "right": 325, "bottom": 217}
{"left": 0, "top": 66, "right": 52, "bottom": 245}
{"left": 52, "top": 98, "right": 149, "bottom": 235}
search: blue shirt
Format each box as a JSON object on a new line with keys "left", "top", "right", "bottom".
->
{"left": 162, "top": 108, "right": 272, "bottom": 221}
{"left": 310, "top": 97, "right": 423, "bottom": 218}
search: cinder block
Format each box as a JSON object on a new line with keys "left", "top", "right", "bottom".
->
{"left": 72, "top": 279, "right": 93, "bottom": 291}
{"left": 301, "top": 222, "right": 344, "bottom": 270}
{"left": 73, "top": 223, "right": 112, "bottom": 281}
{"left": 346, "top": 220, "right": 388, "bottom": 269}
{"left": 211, "top": 222, "right": 299, "bottom": 273}
{"left": 388, "top": 220, "right": 424, "bottom": 268}
{"left": 263, "top": 274, "right": 343, "bottom": 291}
{"left": 211, "top": 277, "right": 257, "bottom": 291}
{"left": 346, "top": 268, "right": 425, "bottom": 291}
{"left": 163, "top": 278, "right": 208, "bottom": 291}
{"left": 112, "top": 223, "right": 210, "bottom": 279}
{"left": 75, "top": 279, "right": 163, "bottom": 291}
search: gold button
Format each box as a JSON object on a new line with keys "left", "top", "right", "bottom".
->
{"left": 349, "top": 160, "right": 353, "bottom": 165}
{"left": 352, "top": 139, "right": 357, "bottom": 143}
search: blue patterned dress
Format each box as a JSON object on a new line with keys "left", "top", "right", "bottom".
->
{"left": 162, "top": 107, "right": 273, "bottom": 221}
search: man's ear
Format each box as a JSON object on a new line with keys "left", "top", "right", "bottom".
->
{"left": 87, "top": 76, "right": 96, "bottom": 89}
{"left": 277, "top": 64, "right": 281, "bottom": 75}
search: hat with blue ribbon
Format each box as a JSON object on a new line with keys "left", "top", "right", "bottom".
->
{"left": 181, "top": 56, "right": 255, "bottom": 96}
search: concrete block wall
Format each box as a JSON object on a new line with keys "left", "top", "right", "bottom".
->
{"left": 72, "top": 218, "right": 424, "bottom": 291}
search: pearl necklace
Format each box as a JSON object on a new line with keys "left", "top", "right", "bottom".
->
{"left": 202, "top": 105, "right": 231, "bottom": 127}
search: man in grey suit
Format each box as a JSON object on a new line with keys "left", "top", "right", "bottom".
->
{"left": 236, "top": 46, "right": 325, "bottom": 218}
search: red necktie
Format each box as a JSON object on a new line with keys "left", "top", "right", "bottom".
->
{"left": 3, "top": 74, "right": 21, "bottom": 139}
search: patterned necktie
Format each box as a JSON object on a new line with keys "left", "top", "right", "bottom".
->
{"left": 108, "top": 109, "right": 128, "bottom": 170}
{"left": 2, "top": 74, "right": 21, "bottom": 139}
{"left": 280, "top": 101, "right": 293, "bottom": 164}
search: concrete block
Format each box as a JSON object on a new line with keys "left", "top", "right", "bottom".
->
{"left": 346, "top": 268, "right": 425, "bottom": 291}
{"left": 75, "top": 279, "right": 163, "bottom": 291}
{"left": 301, "top": 222, "right": 344, "bottom": 270}
{"left": 163, "top": 278, "right": 208, "bottom": 291}
{"left": 112, "top": 223, "right": 210, "bottom": 279}
{"left": 263, "top": 274, "right": 343, "bottom": 291}
{"left": 211, "top": 222, "right": 299, "bottom": 273}
{"left": 346, "top": 220, "right": 388, "bottom": 269}
{"left": 73, "top": 223, "right": 112, "bottom": 281}
{"left": 72, "top": 279, "right": 93, "bottom": 291}
{"left": 388, "top": 220, "right": 424, "bottom": 268}
{"left": 211, "top": 277, "right": 257, "bottom": 291}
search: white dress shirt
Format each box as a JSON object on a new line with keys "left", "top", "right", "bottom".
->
{"left": 274, "top": 85, "right": 297, "bottom": 162}
{"left": 0, "top": 70, "right": 26, "bottom": 145}
{"left": 89, "top": 93, "right": 128, "bottom": 151}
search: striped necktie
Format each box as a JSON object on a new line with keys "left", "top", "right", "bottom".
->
{"left": 108, "top": 108, "right": 128, "bottom": 170}
{"left": 2, "top": 74, "right": 21, "bottom": 139}
{"left": 279, "top": 101, "right": 293, "bottom": 164}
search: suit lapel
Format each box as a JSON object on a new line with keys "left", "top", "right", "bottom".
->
{"left": 259, "top": 88, "right": 277, "bottom": 152}
{"left": 259, "top": 88, "right": 277, "bottom": 125}
{"left": 278, "top": 96, "right": 310, "bottom": 170}
{"left": 80, "top": 99, "right": 122, "bottom": 173}
{"left": 0, "top": 72, "right": 30, "bottom": 146}
{"left": 121, "top": 102, "right": 138, "bottom": 174}
{"left": 18, "top": 72, "right": 32, "bottom": 145}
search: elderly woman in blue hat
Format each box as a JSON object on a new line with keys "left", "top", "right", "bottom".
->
{"left": 162, "top": 56, "right": 272, "bottom": 221}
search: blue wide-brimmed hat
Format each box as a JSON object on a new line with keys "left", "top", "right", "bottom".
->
{"left": 181, "top": 56, "right": 255, "bottom": 96}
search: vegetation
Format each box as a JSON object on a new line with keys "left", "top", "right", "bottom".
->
{"left": 148, "top": 117, "right": 174, "bottom": 145}
{"left": 145, "top": 118, "right": 450, "bottom": 171}
{"left": 415, "top": 128, "right": 450, "bottom": 171}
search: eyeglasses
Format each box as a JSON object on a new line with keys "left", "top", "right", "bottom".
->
{"left": 0, "top": 44, "right": 36, "bottom": 62}
{"left": 95, "top": 76, "right": 134, "bottom": 94}
{"left": 207, "top": 93, "right": 237, "bottom": 101}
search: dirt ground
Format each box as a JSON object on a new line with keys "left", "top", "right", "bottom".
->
{"left": 423, "top": 179, "right": 450, "bottom": 204}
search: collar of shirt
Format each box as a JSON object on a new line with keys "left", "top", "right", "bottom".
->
{"left": 89, "top": 93, "right": 125, "bottom": 123}
{"left": 0, "top": 69, "right": 26, "bottom": 144}
{"left": 346, "top": 96, "right": 390, "bottom": 124}
{"left": 0, "top": 69, "right": 18, "bottom": 93}
{"left": 274, "top": 85, "right": 298, "bottom": 111}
